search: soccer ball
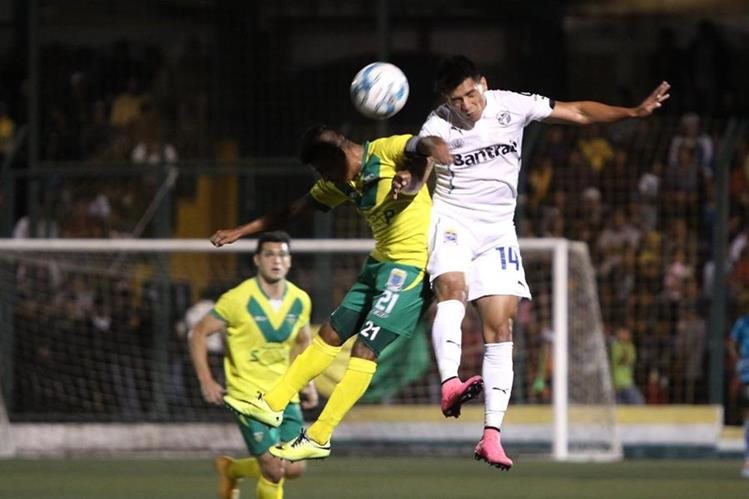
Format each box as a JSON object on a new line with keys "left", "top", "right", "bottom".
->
{"left": 350, "top": 62, "right": 409, "bottom": 120}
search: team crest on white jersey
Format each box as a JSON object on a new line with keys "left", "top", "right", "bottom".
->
{"left": 449, "top": 139, "right": 464, "bottom": 149}
{"left": 443, "top": 229, "right": 458, "bottom": 244}
{"left": 386, "top": 268, "right": 407, "bottom": 291}
{"left": 497, "top": 112, "right": 511, "bottom": 126}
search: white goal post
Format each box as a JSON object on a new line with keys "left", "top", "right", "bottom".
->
{"left": 0, "top": 238, "right": 620, "bottom": 461}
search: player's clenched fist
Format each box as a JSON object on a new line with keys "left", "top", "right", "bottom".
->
{"left": 210, "top": 228, "right": 241, "bottom": 247}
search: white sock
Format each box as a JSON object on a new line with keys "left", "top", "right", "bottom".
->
{"left": 432, "top": 299, "right": 465, "bottom": 382}
{"left": 483, "top": 342, "right": 513, "bottom": 429}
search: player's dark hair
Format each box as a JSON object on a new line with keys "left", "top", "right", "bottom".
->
{"left": 255, "top": 231, "right": 291, "bottom": 255}
{"left": 434, "top": 55, "right": 482, "bottom": 95}
{"left": 298, "top": 123, "right": 346, "bottom": 171}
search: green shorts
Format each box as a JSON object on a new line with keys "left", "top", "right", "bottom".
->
{"left": 330, "top": 257, "right": 429, "bottom": 356}
{"left": 233, "top": 403, "right": 303, "bottom": 456}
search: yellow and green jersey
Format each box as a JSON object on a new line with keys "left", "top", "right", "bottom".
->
{"left": 211, "top": 277, "right": 311, "bottom": 403}
{"left": 308, "top": 134, "right": 431, "bottom": 268}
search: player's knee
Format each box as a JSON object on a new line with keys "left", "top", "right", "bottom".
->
{"left": 484, "top": 319, "right": 513, "bottom": 343}
{"left": 434, "top": 273, "right": 467, "bottom": 303}
{"left": 259, "top": 456, "right": 286, "bottom": 483}
{"left": 351, "top": 338, "right": 378, "bottom": 361}
{"left": 318, "top": 321, "right": 342, "bottom": 346}
{"left": 284, "top": 461, "right": 306, "bottom": 479}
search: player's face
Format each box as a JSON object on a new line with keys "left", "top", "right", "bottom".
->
{"left": 445, "top": 76, "right": 487, "bottom": 123}
{"left": 254, "top": 241, "right": 291, "bottom": 284}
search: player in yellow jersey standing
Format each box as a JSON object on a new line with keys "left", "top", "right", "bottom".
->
{"left": 190, "top": 231, "right": 317, "bottom": 499}
{"left": 210, "top": 124, "right": 452, "bottom": 461}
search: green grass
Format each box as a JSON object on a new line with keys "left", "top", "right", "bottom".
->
{"left": 0, "top": 457, "right": 746, "bottom": 499}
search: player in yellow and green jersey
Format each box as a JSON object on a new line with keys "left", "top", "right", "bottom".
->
{"left": 210, "top": 124, "right": 452, "bottom": 461}
{"left": 189, "top": 231, "right": 317, "bottom": 499}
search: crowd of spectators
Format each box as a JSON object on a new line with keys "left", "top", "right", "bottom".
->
{"left": 4, "top": 21, "right": 749, "bottom": 421}
{"left": 3, "top": 37, "right": 212, "bottom": 239}
{"left": 512, "top": 112, "right": 749, "bottom": 409}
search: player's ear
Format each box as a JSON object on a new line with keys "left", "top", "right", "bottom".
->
{"left": 479, "top": 77, "right": 488, "bottom": 93}
{"left": 253, "top": 253, "right": 261, "bottom": 268}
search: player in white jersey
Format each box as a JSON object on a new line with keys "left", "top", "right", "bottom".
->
{"left": 408, "top": 55, "right": 670, "bottom": 470}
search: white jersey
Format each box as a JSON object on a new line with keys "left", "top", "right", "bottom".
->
{"left": 420, "top": 89, "right": 554, "bottom": 222}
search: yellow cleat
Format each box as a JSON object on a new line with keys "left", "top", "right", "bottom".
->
{"left": 213, "top": 455, "right": 241, "bottom": 499}
{"left": 269, "top": 430, "right": 331, "bottom": 462}
{"left": 224, "top": 393, "right": 282, "bottom": 428}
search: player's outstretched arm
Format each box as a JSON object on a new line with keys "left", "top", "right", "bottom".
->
{"left": 210, "top": 195, "right": 316, "bottom": 247}
{"left": 392, "top": 135, "right": 451, "bottom": 198}
{"left": 544, "top": 81, "right": 671, "bottom": 125}
{"left": 188, "top": 313, "right": 227, "bottom": 405}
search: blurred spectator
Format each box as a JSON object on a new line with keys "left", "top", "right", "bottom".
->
{"left": 527, "top": 156, "right": 554, "bottom": 213}
{"left": 644, "top": 368, "right": 668, "bottom": 404}
{"left": 131, "top": 137, "right": 178, "bottom": 165}
{"left": 60, "top": 195, "right": 109, "bottom": 238}
{"left": 0, "top": 101, "right": 15, "bottom": 160}
{"left": 729, "top": 141, "right": 749, "bottom": 213}
{"left": 66, "top": 71, "right": 93, "bottom": 135}
{"left": 109, "top": 284, "right": 148, "bottom": 418}
{"left": 81, "top": 100, "right": 114, "bottom": 161}
{"left": 182, "top": 288, "right": 224, "bottom": 366}
{"left": 42, "top": 106, "right": 79, "bottom": 160}
{"left": 728, "top": 293, "right": 749, "bottom": 478}
{"left": 673, "top": 305, "right": 706, "bottom": 403}
{"left": 636, "top": 162, "right": 661, "bottom": 232}
{"left": 610, "top": 325, "right": 644, "bottom": 404}
{"left": 574, "top": 187, "right": 606, "bottom": 240}
{"left": 667, "top": 113, "right": 714, "bottom": 173}
{"left": 601, "top": 147, "right": 636, "bottom": 207}
{"left": 110, "top": 76, "right": 147, "bottom": 129}
{"left": 577, "top": 124, "right": 614, "bottom": 173}
{"left": 596, "top": 207, "right": 641, "bottom": 277}
{"left": 130, "top": 101, "right": 178, "bottom": 165}
{"left": 662, "top": 142, "right": 704, "bottom": 226}
{"left": 663, "top": 248, "right": 695, "bottom": 302}
{"left": 663, "top": 218, "right": 698, "bottom": 269}
{"left": 12, "top": 214, "right": 60, "bottom": 239}
{"left": 730, "top": 244, "right": 749, "bottom": 295}
{"left": 542, "top": 126, "right": 569, "bottom": 165}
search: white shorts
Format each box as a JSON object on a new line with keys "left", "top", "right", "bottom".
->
{"left": 427, "top": 211, "right": 531, "bottom": 301}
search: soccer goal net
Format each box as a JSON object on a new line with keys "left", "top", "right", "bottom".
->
{"left": 0, "top": 238, "right": 619, "bottom": 461}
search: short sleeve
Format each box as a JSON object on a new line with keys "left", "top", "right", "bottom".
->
{"left": 370, "top": 134, "right": 410, "bottom": 166}
{"left": 212, "top": 292, "right": 237, "bottom": 325}
{"left": 419, "top": 108, "right": 451, "bottom": 139}
{"left": 503, "top": 91, "right": 555, "bottom": 126}
{"left": 299, "top": 291, "right": 312, "bottom": 328}
{"left": 308, "top": 179, "right": 348, "bottom": 210}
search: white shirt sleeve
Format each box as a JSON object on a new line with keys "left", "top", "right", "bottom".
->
{"left": 419, "top": 108, "right": 451, "bottom": 139}
{"left": 501, "top": 90, "right": 555, "bottom": 126}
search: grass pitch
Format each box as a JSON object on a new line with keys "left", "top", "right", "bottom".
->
{"left": 0, "top": 456, "right": 745, "bottom": 499}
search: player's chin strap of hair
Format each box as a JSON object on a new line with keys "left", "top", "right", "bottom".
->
{"left": 405, "top": 136, "right": 426, "bottom": 158}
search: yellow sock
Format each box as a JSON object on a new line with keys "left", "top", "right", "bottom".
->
{"left": 227, "top": 457, "right": 260, "bottom": 479}
{"left": 265, "top": 336, "right": 341, "bottom": 411}
{"left": 307, "top": 357, "right": 376, "bottom": 445}
{"left": 256, "top": 476, "right": 284, "bottom": 499}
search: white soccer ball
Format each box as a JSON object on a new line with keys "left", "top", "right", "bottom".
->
{"left": 350, "top": 62, "right": 409, "bottom": 120}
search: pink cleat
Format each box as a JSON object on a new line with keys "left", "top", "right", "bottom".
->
{"left": 474, "top": 427, "right": 513, "bottom": 470}
{"left": 440, "top": 375, "right": 484, "bottom": 418}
